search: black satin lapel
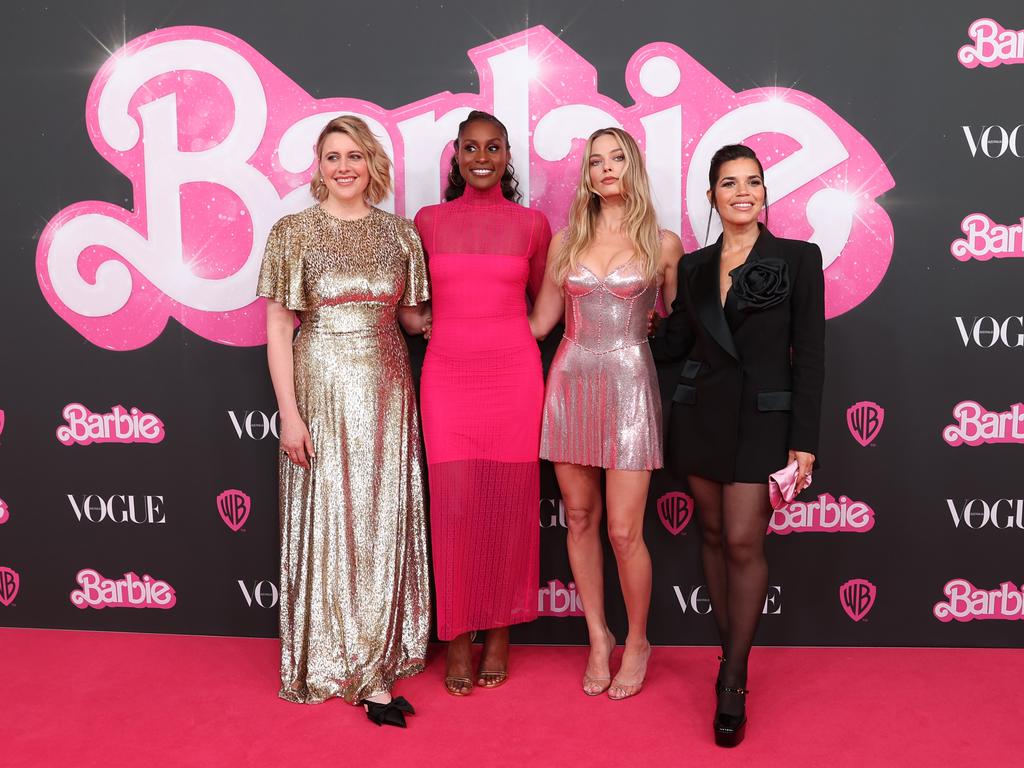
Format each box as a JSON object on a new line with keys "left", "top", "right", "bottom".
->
{"left": 696, "top": 254, "right": 740, "bottom": 360}
{"left": 745, "top": 224, "right": 777, "bottom": 264}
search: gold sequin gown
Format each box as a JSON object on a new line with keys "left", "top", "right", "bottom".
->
{"left": 257, "top": 205, "right": 430, "bottom": 704}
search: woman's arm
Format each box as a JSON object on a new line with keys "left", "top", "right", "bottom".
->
{"left": 648, "top": 253, "right": 695, "bottom": 364}
{"left": 266, "top": 300, "right": 314, "bottom": 468}
{"left": 397, "top": 303, "right": 432, "bottom": 335}
{"left": 528, "top": 231, "right": 566, "bottom": 340}
{"left": 657, "top": 230, "right": 684, "bottom": 310}
{"left": 787, "top": 243, "right": 826, "bottom": 485}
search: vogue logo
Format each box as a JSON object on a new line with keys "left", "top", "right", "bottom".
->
{"left": 839, "top": 578, "right": 876, "bottom": 622}
{"left": 657, "top": 491, "right": 694, "bottom": 535}
{"left": 538, "top": 579, "right": 584, "bottom": 617}
{"left": 0, "top": 566, "right": 19, "bottom": 606}
{"left": 36, "top": 25, "right": 893, "bottom": 351}
{"left": 68, "top": 494, "right": 166, "bottom": 524}
{"left": 958, "top": 19, "right": 1024, "bottom": 69}
{"left": 238, "top": 579, "right": 279, "bottom": 608}
{"left": 954, "top": 316, "right": 1024, "bottom": 348}
{"left": 770, "top": 493, "right": 875, "bottom": 535}
{"left": 942, "top": 401, "right": 1024, "bottom": 446}
{"left": 228, "top": 410, "right": 279, "bottom": 440}
{"left": 948, "top": 499, "right": 1024, "bottom": 530}
{"left": 846, "top": 401, "right": 884, "bottom": 446}
{"left": 540, "top": 498, "right": 567, "bottom": 529}
{"left": 56, "top": 403, "right": 165, "bottom": 446}
{"left": 217, "top": 490, "right": 251, "bottom": 531}
{"left": 962, "top": 125, "right": 1024, "bottom": 158}
{"left": 70, "top": 568, "right": 176, "bottom": 609}
{"left": 951, "top": 213, "right": 1024, "bottom": 262}
{"left": 674, "top": 585, "right": 782, "bottom": 615}
{"left": 0, "top": 498, "right": 9, "bottom": 526}
{"left": 934, "top": 579, "right": 1024, "bottom": 622}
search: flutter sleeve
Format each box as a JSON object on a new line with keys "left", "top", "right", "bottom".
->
{"left": 256, "top": 215, "right": 308, "bottom": 311}
{"left": 398, "top": 216, "right": 430, "bottom": 306}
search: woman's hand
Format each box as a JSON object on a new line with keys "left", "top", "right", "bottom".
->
{"left": 788, "top": 449, "right": 815, "bottom": 492}
{"left": 280, "top": 414, "right": 315, "bottom": 469}
{"left": 647, "top": 310, "right": 661, "bottom": 336}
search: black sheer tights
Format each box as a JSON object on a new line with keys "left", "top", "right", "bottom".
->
{"left": 688, "top": 475, "right": 772, "bottom": 717}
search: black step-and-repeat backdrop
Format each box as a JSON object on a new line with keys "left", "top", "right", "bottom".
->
{"left": 2, "top": 1, "right": 1022, "bottom": 647}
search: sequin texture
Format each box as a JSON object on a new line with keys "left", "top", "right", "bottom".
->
{"left": 540, "top": 265, "right": 664, "bottom": 470}
{"left": 257, "top": 205, "right": 430, "bottom": 704}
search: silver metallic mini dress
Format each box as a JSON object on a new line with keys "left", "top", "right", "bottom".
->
{"left": 540, "top": 264, "right": 664, "bottom": 471}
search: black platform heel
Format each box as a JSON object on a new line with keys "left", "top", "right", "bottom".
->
{"left": 359, "top": 696, "right": 416, "bottom": 728}
{"left": 713, "top": 686, "right": 748, "bottom": 748}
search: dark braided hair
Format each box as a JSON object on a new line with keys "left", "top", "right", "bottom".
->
{"left": 704, "top": 144, "right": 768, "bottom": 245}
{"left": 444, "top": 110, "right": 522, "bottom": 203}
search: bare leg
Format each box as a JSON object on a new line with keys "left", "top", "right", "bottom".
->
{"left": 477, "top": 626, "right": 510, "bottom": 687}
{"left": 444, "top": 632, "right": 474, "bottom": 695}
{"left": 718, "top": 481, "right": 772, "bottom": 717}
{"left": 556, "top": 463, "right": 615, "bottom": 694}
{"left": 605, "top": 468, "right": 653, "bottom": 699}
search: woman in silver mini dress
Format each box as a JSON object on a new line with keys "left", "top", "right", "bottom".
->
{"left": 529, "top": 127, "right": 682, "bottom": 700}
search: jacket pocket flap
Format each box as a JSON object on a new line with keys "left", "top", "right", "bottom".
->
{"left": 681, "top": 359, "right": 703, "bottom": 379}
{"left": 757, "top": 390, "right": 792, "bottom": 412}
{"left": 673, "top": 384, "right": 697, "bottom": 404}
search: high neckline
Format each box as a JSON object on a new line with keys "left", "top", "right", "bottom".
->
{"left": 458, "top": 182, "right": 507, "bottom": 206}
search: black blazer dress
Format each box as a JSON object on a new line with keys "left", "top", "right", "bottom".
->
{"left": 650, "top": 226, "right": 825, "bottom": 483}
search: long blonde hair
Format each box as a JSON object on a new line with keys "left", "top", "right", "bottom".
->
{"left": 553, "top": 127, "right": 660, "bottom": 284}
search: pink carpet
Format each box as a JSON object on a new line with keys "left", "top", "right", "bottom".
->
{"left": 1, "top": 628, "right": 1019, "bottom": 767}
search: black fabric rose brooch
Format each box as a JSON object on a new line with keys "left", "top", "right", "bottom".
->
{"left": 729, "top": 257, "right": 790, "bottom": 311}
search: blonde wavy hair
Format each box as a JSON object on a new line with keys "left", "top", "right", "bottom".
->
{"left": 310, "top": 116, "right": 392, "bottom": 204}
{"left": 553, "top": 127, "right": 660, "bottom": 284}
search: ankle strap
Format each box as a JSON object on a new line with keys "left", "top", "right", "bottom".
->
{"left": 719, "top": 686, "right": 749, "bottom": 695}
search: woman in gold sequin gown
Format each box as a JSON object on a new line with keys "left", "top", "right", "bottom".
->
{"left": 258, "top": 116, "right": 431, "bottom": 727}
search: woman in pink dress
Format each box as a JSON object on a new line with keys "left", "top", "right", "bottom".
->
{"left": 414, "top": 111, "right": 551, "bottom": 696}
{"left": 529, "top": 128, "right": 682, "bottom": 700}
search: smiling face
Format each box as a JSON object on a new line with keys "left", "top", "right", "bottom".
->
{"left": 318, "top": 132, "right": 370, "bottom": 204}
{"left": 456, "top": 119, "right": 509, "bottom": 191}
{"left": 709, "top": 157, "right": 765, "bottom": 228}
{"left": 588, "top": 132, "right": 627, "bottom": 199}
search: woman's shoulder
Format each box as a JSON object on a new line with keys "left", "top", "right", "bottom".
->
{"left": 268, "top": 206, "right": 318, "bottom": 239}
{"left": 681, "top": 242, "right": 717, "bottom": 269}
{"left": 771, "top": 233, "right": 823, "bottom": 262}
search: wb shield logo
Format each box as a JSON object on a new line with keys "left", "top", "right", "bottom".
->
{"left": 847, "top": 401, "right": 884, "bottom": 447}
{"left": 0, "top": 566, "right": 20, "bottom": 607}
{"left": 658, "top": 491, "right": 694, "bottom": 535}
{"left": 840, "top": 578, "right": 876, "bottom": 621}
{"left": 217, "top": 490, "right": 251, "bottom": 532}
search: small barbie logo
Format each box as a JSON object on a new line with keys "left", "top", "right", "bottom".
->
{"left": 770, "top": 494, "right": 875, "bottom": 535}
{"left": 0, "top": 498, "right": 9, "bottom": 525}
{"left": 538, "top": 579, "right": 584, "bottom": 617}
{"left": 933, "top": 579, "right": 1024, "bottom": 622}
{"left": 0, "top": 409, "right": 5, "bottom": 438}
{"left": 657, "top": 491, "right": 693, "bottom": 535}
{"left": 951, "top": 213, "right": 1024, "bottom": 262}
{"left": 942, "top": 401, "right": 1024, "bottom": 447}
{"left": 56, "top": 403, "right": 165, "bottom": 446}
{"left": 70, "top": 568, "right": 176, "bottom": 609}
{"left": 839, "top": 578, "right": 876, "bottom": 622}
{"left": 958, "top": 18, "right": 1024, "bottom": 69}
{"left": 217, "top": 489, "right": 251, "bottom": 532}
{"left": 846, "top": 400, "right": 884, "bottom": 446}
{"left": 0, "top": 566, "right": 19, "bottom": 606}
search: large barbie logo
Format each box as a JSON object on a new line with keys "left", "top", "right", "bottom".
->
{"left": 37, "top": 26, "right": 893, "bottom": 350}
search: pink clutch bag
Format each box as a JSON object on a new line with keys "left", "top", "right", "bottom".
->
{"left": 769, "top": 460, "right": 811, "bottom": 510}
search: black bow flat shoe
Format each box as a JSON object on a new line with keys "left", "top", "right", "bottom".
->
{"left": 359, "top": 696, "right": 416, "bottom": 728}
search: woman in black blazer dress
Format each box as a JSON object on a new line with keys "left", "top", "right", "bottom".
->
{"left": 651, "top": 144, "right": 825, "bottom": 747}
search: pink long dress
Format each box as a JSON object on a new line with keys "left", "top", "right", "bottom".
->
{"left": 415, "top": 182, "right": 551, "bottom": 640}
